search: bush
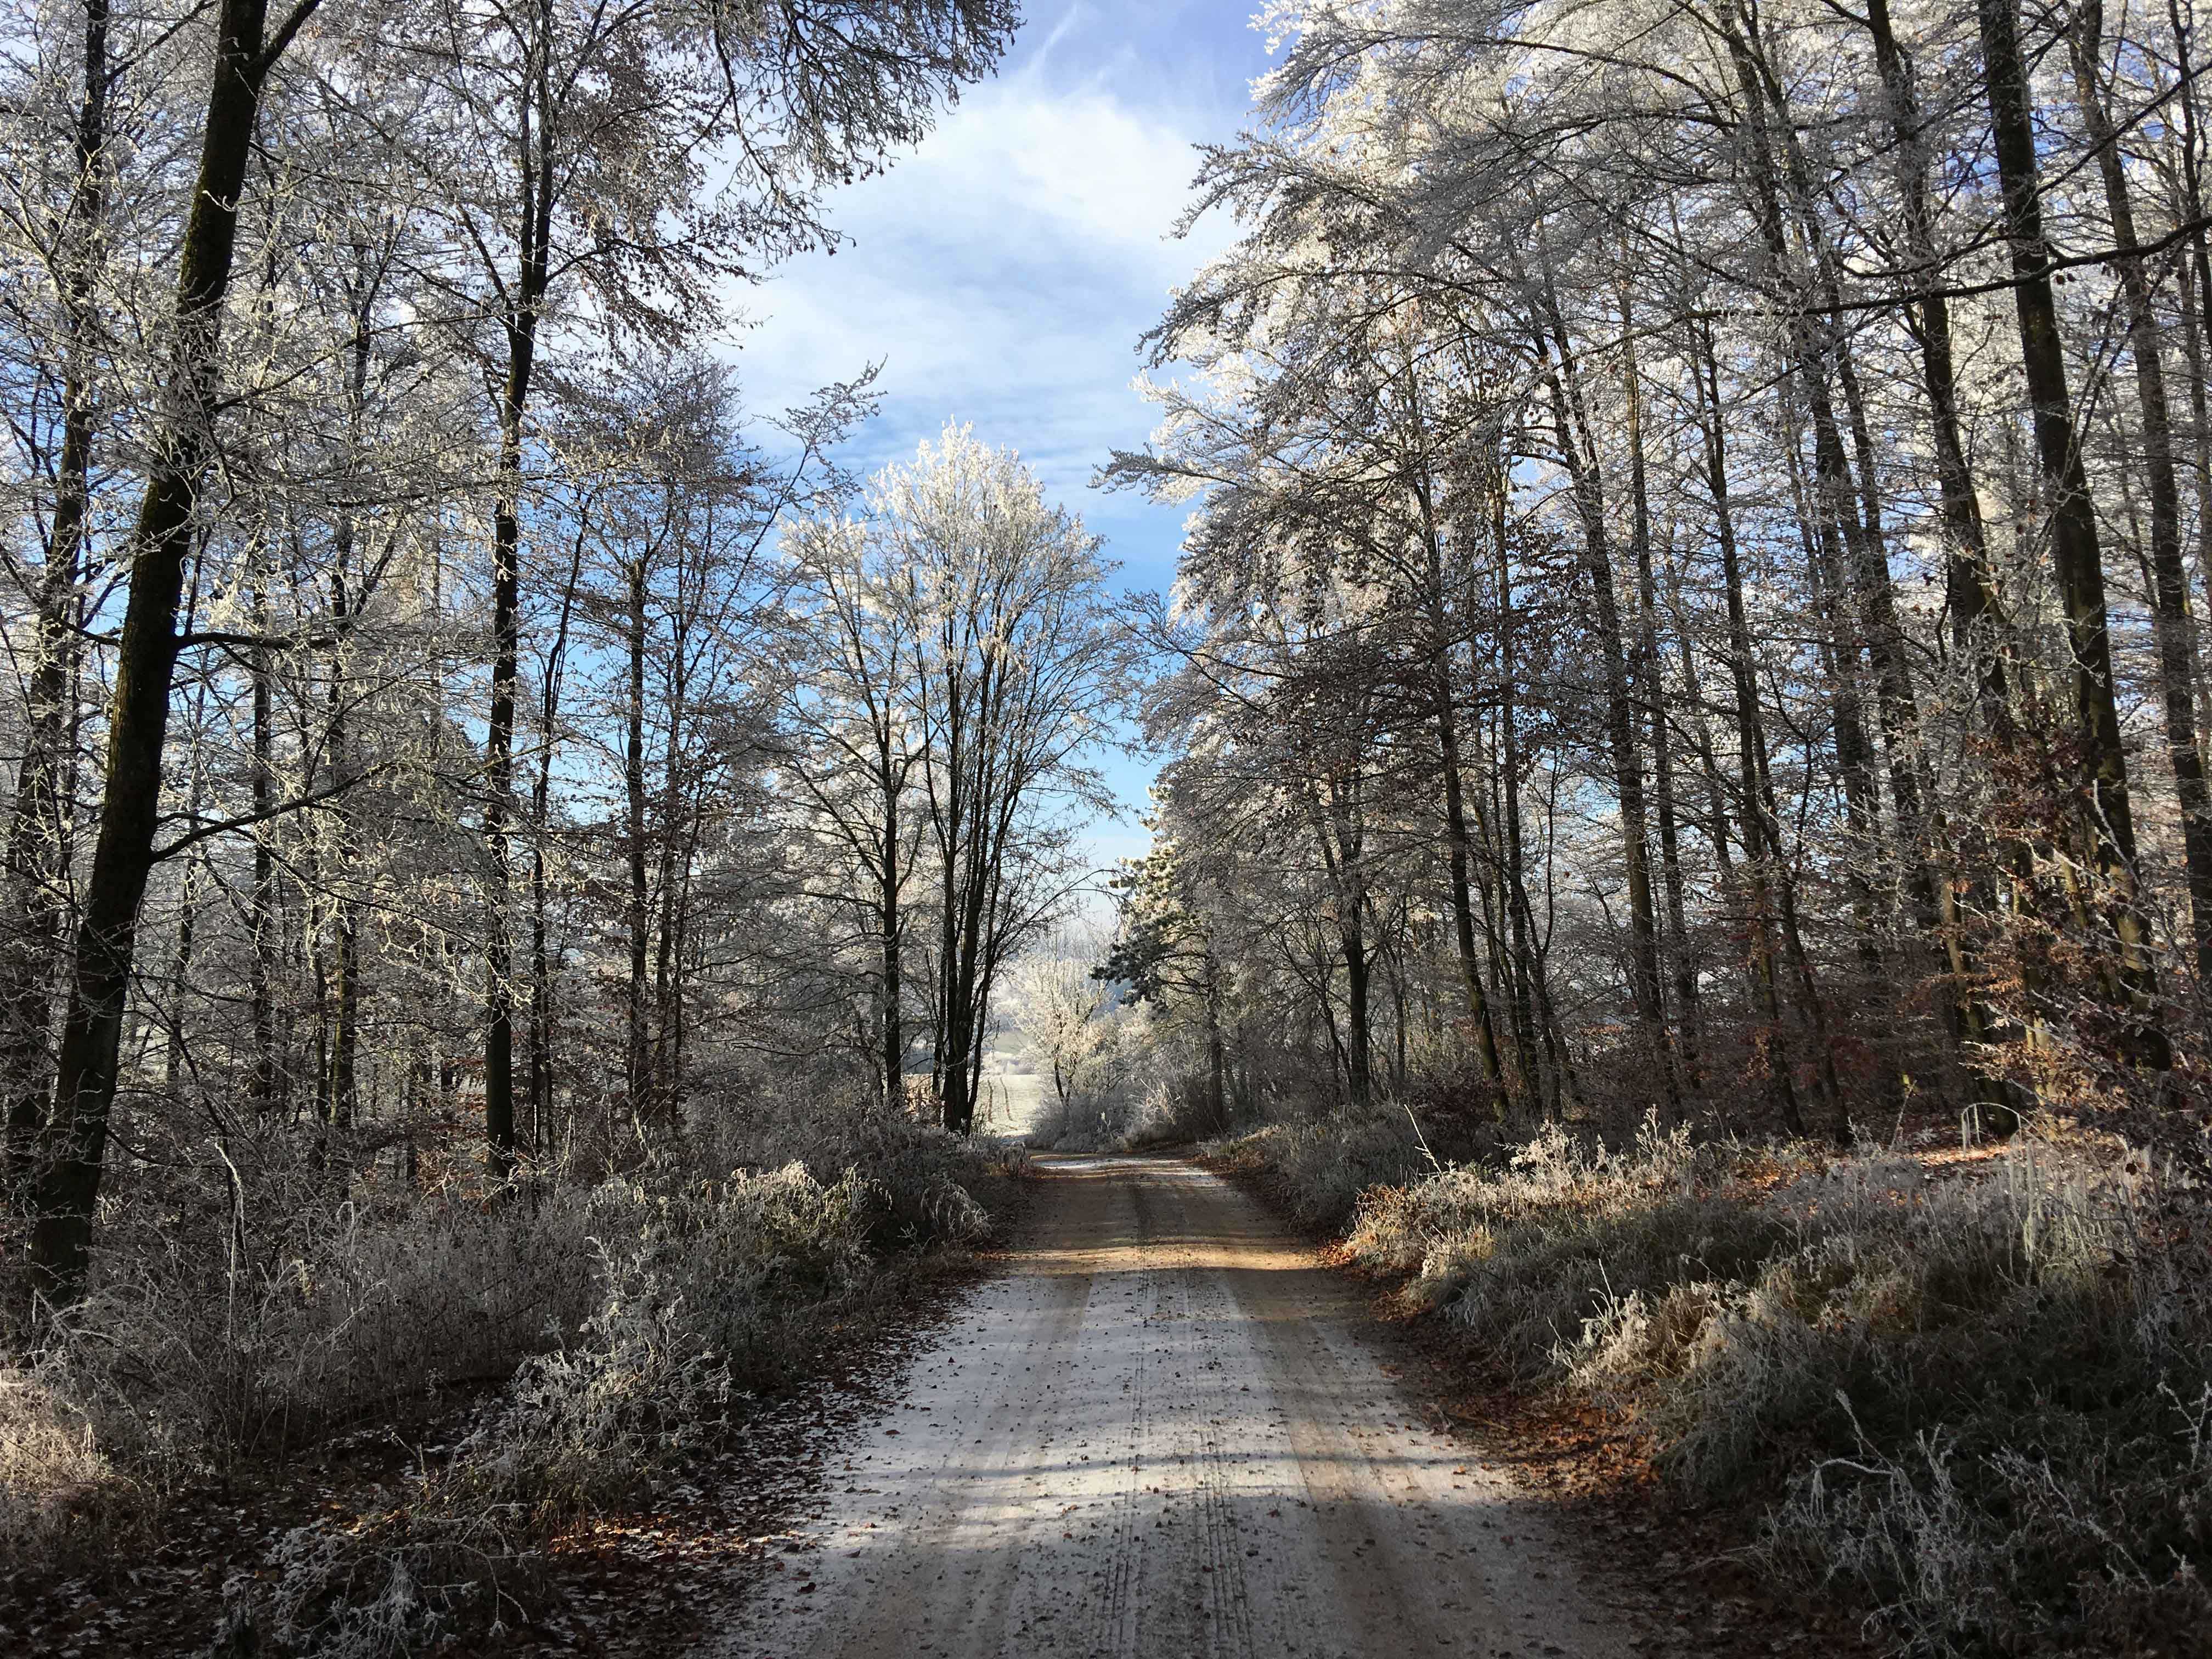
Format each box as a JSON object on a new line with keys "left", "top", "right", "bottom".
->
{"left": 693, "top": 1092, "right": 1008, "bottom": 1251}
{"left": 456, "top": 1161, "right": 875, "bottom": 1521}
{"left": 0, "top": 1361, "right": 131, "bottom": 1556}
{"left": 207, "top": 1111, "right": 1014, "bottom": 1656}
{"left": 1221, "top": 1105, "right": 2212, "bottom": 1656}
{"left": 1208, "top": 1109, "right": 1451, "bottom": 1232}
{"left": 1119, "top": 1074, "right": 1225, "bottom": 1150}
{"left": 3, "top": 1090, "right": 1018, "bottom": 1656}
{"left": 4, "top": 1166, "right": 602, "bottom": 1567}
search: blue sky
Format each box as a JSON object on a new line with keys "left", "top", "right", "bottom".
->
{"left": 726, "top": 2, "right": 1276, "bottom": 874}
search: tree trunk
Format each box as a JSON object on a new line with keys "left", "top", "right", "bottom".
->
{"left": 1428, "top": 566, "right": 1504, "bottom": 1090}
{"left": 1496, "top": 535, "right": 1549, "bottom": 1115}
{"left": 1401, "top": 352, "right": 1505, "bottom": 1090}
{"left": 324, "top": 566, "right": 358, "bottom": 1130}
{"left": 881, "top": 785, "right": 903, "bottom": 1108}
{"left": 528, "top": 520, "right": 585, "bottom": 1153}
{"left": 1977, "top": 0, "right": 2169, "bottom": 1067}
{"left": 2, "top": 0, "right": 108, "bottom": 1198}
{"left": 246, "top": 551, "right": 280, "bottom": 1112}
{"left": 1619, "top": 284, "right": 1700, "bottom": 1099}
{"left": 1857, "top": 0, "right": 2024, "bottom": 1118}
{"left": 1340, "top": 903, "right": 1373, "bottom": 1111}
{"left": 1204, "top": 950, "right": 1227, "bottom": 1127}
{"left": 2069, "top": 1, "right": 2212, "bottom": 993}
{"left": 484, "top": 180, "right": 551, "bottom": 1175}
{"left": 651, "top": 571, "right": 689, "bottom": 1124}
{"left": 1534, "top": 294, "right": 1673, "bottom": 1111}
{"left": 29, "top": 0, "right": 314, "bottom": 1305}
{"left": 625, "top": 554, "right": 651, "bottom": 1135}
{"left": 1693, "top": 318, "right": 1810, "bottom": 1135}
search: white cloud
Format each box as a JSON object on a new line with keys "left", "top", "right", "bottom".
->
{"left": 725, "top": 43, "right": 1243, "bottom": 550}
{"left": 720, "top": 4, "right": 1272, "bottom": 864}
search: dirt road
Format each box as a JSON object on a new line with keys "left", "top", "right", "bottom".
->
{"left": 709, "top": 1153, "right": 1634, "bottom": 1659}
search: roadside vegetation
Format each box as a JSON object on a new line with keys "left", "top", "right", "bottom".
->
{"left": 5, "top": 1094, "right": 1025, "bottom": 1655}
{"left": 1195, "top": 1107, "right": 2210, "bottom": 1657}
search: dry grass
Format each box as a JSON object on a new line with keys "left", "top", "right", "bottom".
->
{"left": 4, "top": 1096, "right": 1023, "bottom": 1656}
{"left": 1218, "top": 1109, "right": 2212, "bottom": 1657}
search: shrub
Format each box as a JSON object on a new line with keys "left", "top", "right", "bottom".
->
{"left": 0, "top": 1361, "right": 130, "bottom": 1556}
{"left": 210, "top": 1119, "right": 1013, "bottom": 1656}
{"left": 1221, "top": 1103, "right": 2212, "bottom": 1656}
{"left": 459, "top": 1161, "right": 878, "bottom": 1522}
{"left": 1209, "top": 1109, "right": 1447, "bottom": 1232}
{"left": 5, "top": 1088, "right": 1018, "bottom": 1658}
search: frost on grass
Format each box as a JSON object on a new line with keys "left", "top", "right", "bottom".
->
{"left": 0, "top": 1362, "right": 122, "bottom": 1551}
{"left": 208, "top": 1142, "right": 1005, "bottom": 1655}
{"left": 3, "top": 1099, "right": 1016, "bottom": 1657}
{"left": 1223, "top": 1110, "right": 2212, "bottom": 1656}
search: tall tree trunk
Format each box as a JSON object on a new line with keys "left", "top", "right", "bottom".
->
{"left": 2069, "top": 2, "right": 2212, "bottom": 992}
{"left": 320, "top": 272, "right": 376, "bottom": 1131}
{"left": 1726, "top": 6, "right": 1936, "bottom": 1075}
{"left": 1421, "top": 518, "right": 1505, "bottom": 1091}
{"left": 6, "top": 0, "right": 111, "bottom": 1198}
{"left": 880, "top": 782, "right": 904, "bottom": 1108}
{"left": 1400, "top": 343, "right": 1505, "bottom": 1090}
{"left": 1534, "top": 292, "right": 1673, "bottom": 1111}
{"left": 162, "top": 664, "right": 212, "bottom": 1099}
{"left": 484, "top": 115, "right": 552, "bottom": 1175}
{"left": 1494, "top": 490, "right": 1551, "bottom": 1116}
{"left": 248, "top": 552, "right": 279, "bottom": 1112}
{"left": 1203, "top": 949, "right": 1227, "bottom": 1127}
{"left": 1339, "top": 902, "right": 1373, "bottom": 1111}
{"left": 482, "top": 12, "right": 558, "bottom": 1172}
{"left": 29, "top": 0, "right": 319, "bottom": 1305}
{"left": 1784, "top": 426, "right": 1886, "bottom": 979}
{"left": 1977, "top": 0, "right": 2169, "bottom": 1068}
{"left": 1619, "top": 283, "right": 1700, "bottom": 1098}
{"left": 1694, "top": 318, "right": 1812, "bottom": 1134}
{"left": 322, "top": 562, "right": 358, "bottom": 1131}
{"left": 2165, "top": 0, "right": 2212, "bottom": 641}
{"left": 1858, "top": 0, "right": 2024, "bottom": 1116}
{"left": 649, "top": 534, "right": 691, "bottom": 1122}
{"left": 2176, "top": 228, "right": 2212, "bottom": 742}
{"left": 528, "top": 520, "right": 585, "bottom": 1153}
{"left": 624, "top": 554, "right": 651, "bottom": 1135}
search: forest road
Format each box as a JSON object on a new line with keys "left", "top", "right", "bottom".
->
{"left": 706, "top": 1152, "right": 1635, "bottom": 1659}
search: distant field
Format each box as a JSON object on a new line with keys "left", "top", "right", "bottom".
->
{"left": 976, "top": 1049, "right": 1051, "bottom": 1140}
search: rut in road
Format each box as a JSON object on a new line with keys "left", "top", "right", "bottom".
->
{"left": 709, "top": 1153, "right": 1635, "bottom": 1659}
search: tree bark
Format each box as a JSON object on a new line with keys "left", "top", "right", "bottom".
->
{"left": 1493, "top": 486, "right": 1554, "bottom": 1115}
{"left": 528, "top": 518, "right": 584, "bottom": 1152}
{"left": 624, "top": 550, "right": 651, "bottom": 1135}
{"left": 29, "top": 0, "right": 319, "bottom": 1305}
{"left": 1977, "top": 0, "right": 2169, "bottom": 1067}
{"left": 1693, "top": 318, "right": 1812, "bottom": 1135}
{"left": 483, "top": 43, "right": 554, "bottom": 1173}
{"left": 5, "top": 0, "right": 110, "bottom": 1200}
{"left": 2069, "top": 1, "right": 2212, "bottom": 993}
{"left": 247, "top": 549, "right": 280, "bottom": 1113}
{"left": 1418, "top": 487, "right": 1505, "bottom": 1091}
{"left": 1619, "top": 284, "right": 1700, "bottom": 1099}
{"left": 1534, "top": 293, "right": 1673, "bottom": 1111}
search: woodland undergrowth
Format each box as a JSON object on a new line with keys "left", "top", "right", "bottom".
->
{"left": 1, "top": 1095, "right": 1024, "bottom": 1657}
{"left": 1211, "top": 1108, "right": 2212, "bottom": 1657}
